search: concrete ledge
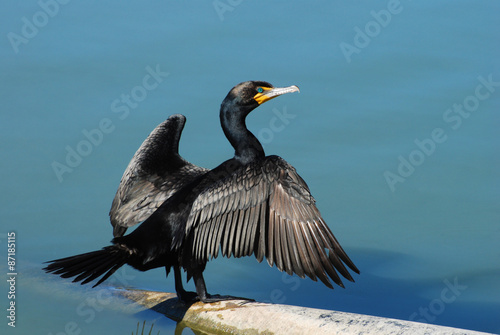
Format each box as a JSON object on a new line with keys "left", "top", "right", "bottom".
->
{"left": 116, "top": 288, "right": 491, "bottom": 335}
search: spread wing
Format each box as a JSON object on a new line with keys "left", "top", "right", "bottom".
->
{"left": 185, "top": 156, "right": 359, "bottom": 288}
{"left": 110, "top": 114, "right": 208, "bottom": 237}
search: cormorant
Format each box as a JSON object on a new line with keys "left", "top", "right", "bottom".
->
{"left": 44, "top": 81, "right": 359, "bottom": 302}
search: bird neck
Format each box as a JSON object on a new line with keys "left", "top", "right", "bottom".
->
{"left": 220, "top": 104, "right": 265, "bottom": 164}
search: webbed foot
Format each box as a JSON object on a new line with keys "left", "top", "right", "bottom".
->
{"left": 176, "top": 290, "right": 199, "bottom": 303}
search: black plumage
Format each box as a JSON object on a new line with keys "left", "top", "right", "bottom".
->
{"left": 44, "top": 81, "right": 359, "bottom": 302}
{"left": 109, "top": 114, "right": 208, "bottom": 237}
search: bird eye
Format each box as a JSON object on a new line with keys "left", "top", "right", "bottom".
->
{"left": 257, "top": 87, "right": 263, "bottom": 93}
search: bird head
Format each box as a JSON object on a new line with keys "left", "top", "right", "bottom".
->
{"left": 219, "top": 81, "right": 300, "bottom": 163}
{"left": 221, "top": 81, "right": 300, "bottom": 116}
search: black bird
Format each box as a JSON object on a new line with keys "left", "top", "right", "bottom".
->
{"left": 44, "top": 81, "right": 359, "bottom": 302}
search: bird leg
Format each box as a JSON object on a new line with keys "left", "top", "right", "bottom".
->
{"left": 193, "top": 268, "right": 254, "bottom": 303}
{"left": 172, "top": 266, "right": 197, "bottom": 302}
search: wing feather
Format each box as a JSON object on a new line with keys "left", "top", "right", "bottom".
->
{"left": 185, "top": 156, "right": 359, "bottom": 288}
{"left": 302, "top": 221, "right": 332, "bottom": 287}
{"left": 244, "top": 206, "right": 258, "bottom": 256}
{"left": 256, "top": 202, "right": 267, "bottom": 263}
{"left": 214, "top": 212, "right": 228, "bottom": 259}
{"left": 280, "top": 218, "right": 293, "bottom": 275}
{"left": 291, "top": 219, "right": 309, "bottom": 278}
{"left": 266, "top": 206, "right": 275, "bottom": 267}
{"left": 308, "top": 221, "right": 343, "bottom": 288}
{"left": 286, "top": 219, "right": 303, "bottom": 277}
{"left": 234, "top": 209, "right": 245, "bottom": 257}
{"left": 199, "top": 218, "right": 210, "bottom": 261}
{"left": 207, "top": 215, "right": 221, "bottom": 259}
{"left": 192, "top": 221, "right": 202, "bottom": 261}
{"left": 296, "top": 220, "right": 317, "bottom": 281}
{"left": 110, "top": 114, "right": 208, "bottom": 237}
{"left": 274, "top": 210, "right": 286, "bottom": 272}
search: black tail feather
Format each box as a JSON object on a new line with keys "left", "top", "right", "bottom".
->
{"left": 92, "top": 262, "right": 124, "bottom": 287}
{"left": 56, "top": 253, "right": 110, "bottom": 278}
{"left": 73, "top": 256, "right": 115, "bottom": 283}
{"left": 44, "top": 245, "right": 129, "bottom": 288}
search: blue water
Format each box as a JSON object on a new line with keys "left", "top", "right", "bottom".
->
{"left": 1, "top": 1, "right": 499, "bottom": 334}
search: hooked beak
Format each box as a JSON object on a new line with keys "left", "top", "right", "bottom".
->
{"left": 254, "top": 85, "right": 300, "bottom": 105}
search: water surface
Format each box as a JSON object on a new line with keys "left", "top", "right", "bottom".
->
{"left": 1, "top": 1, "right": 499, "bottom": 334}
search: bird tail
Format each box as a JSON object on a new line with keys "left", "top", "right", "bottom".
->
{"left": 43, "top": 245, "right": 130, "bottom": 288}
